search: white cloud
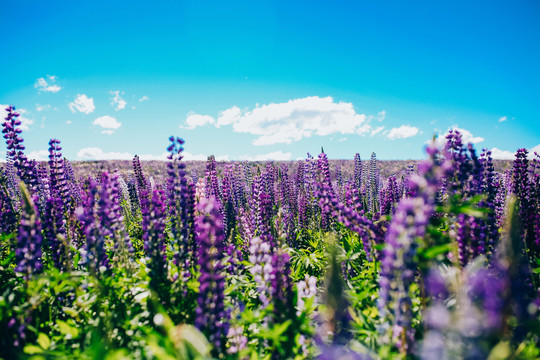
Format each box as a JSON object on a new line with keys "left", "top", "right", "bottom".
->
{"left": 109, "top": 90, "right": 127, "bottom": 111}
{"left": 139, "top": 152, "right": 168, "bottom": 161}
{"left": 77, "top": 147, "right": 133, "bottom": 160}
{"left": 0, "top": 105, "right": 33, "bottom": 131}
{"left": 387, "top": 125, "right": 419, "bottom": 140}
{"left": 491, "top": 148, "right": 515, "bottom": 160}
{"left": 34, "top": 75, "right": 61, "bottom": 93}
{"left": 216, "top": 106, "right": 242, "bottom": 127}
{"left": 431, "top": 127, "right": 485, "bottom": 147}
{"left": 184, "top": 112, "right": 215, "bottom": 129}
{"left": 338, "top": 137, "right": 347, "bottom": 142}
{"left": 371, "top": 126, "right": 385, "bottom": 136}
{"left": 186, "top": 96, "right": 376, "bottom": 146}
{"left": 215, "top": 155, "right": 230, "bottom": 161}
{"left": 36, "top": 104, "right": 52, "bottom": 112}
{"left": 27, "top": 150, "right": 49, "bottom": 161}
{"left": 239, "top": 150, "right": 292, "bottom": 161}
{"left": 93, "top": 115, "right": 121, "bottom": 134}
{"left": 69, "top": 94, "right": 95, "bottom": 114}
{"left": 491, "top": 145, "right": 540, "bottom": 160}
{"left": 182, "top": 152, "right": 207, "bottom": 161}
{"left": 377, "top": 110, "right": 386, "bottom": 121}
{"left": 139, "top": 95, "right": 149, "bottom": 102}
{"left": 498, "top": 116, "right": 507, "bottom": 123}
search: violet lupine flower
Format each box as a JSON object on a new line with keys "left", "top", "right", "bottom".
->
{"left": 63, "top": 158, "right": 81, "bottom": 206}
{"left": 48, "top": 139, "right": 70, "bottom": 208}
{"left": 42, "top": 195, "right": 67, "bottom": 270}
{"left": 368, "top": 152, "right": 379, "bottom": 214}
{"left": 380, "top": 174, "right": 399, "bottom": 215}
{"left": 378, "top": 142, "right": 449, "bottom": 355}
{"left": 100, "top": 172, "right": 133, "bottom": 264}
{"left": 226, "top": 326, "right": 247, "bottom": 355}
{"left": 78, "top": 177, "right": 110, "bottom": 274}
{"left": 205, "top": 155, "right": 221, "bottom": 200}
{"left": 264, "top": 163, "right": 276, "bottom": 211}
{"left": 2, "top": 106, "right": 26, "bottom": 175}
{"left": 0, "top": 169, "right": 19, "bottom": 234}
{"left": 142, "top": 188, "right": 169, "bottom": 297}
{"left": 421, "top": 200, "right": 537, "bottom": 359}
{"left": 243, "top": 160, "right": 253, "bottom": 190}
{"left": 354, "top": 153, "right": 362, "bottom": 190}
{"left": 14, "top": 186, "right": 43, "bottom": 278}
{"left": 248, "top": 236, "right": 274, "bottom": 307}
{"left": 166, "top": 136, "right": 195, "bottom": 270}
{"left": 220, "top": 165, "right": 236, "bottom": 239}
{"left": 195, "top": 197, "right": 228, "bottom": 356}
{"left": 511, "top": 148, "right": 539, "bottom": 256}
{"left": 480, "top": 149, "right": 500, "bottom": 254}
{"left": 444, "top": 130, "right": 473, "bottom": 196}
{"left": 127, "top": 177, "right": 140, "bottom": 214}
{"left": 132, "top": 155, "right": 149, "bottom": 210}
{"left": 270, "top": 251, "right": 295, "bottom": 322}
{"left": 316, "top": 179, "right": 380, "bottom": 259}
{"left": 317, "top": 151, "right": 332, "bottom": 189}
{"left": 34, "top": 164, "right": 50, "bottom": 213}
{"left": 297, "top": 275, "right": 317, "bottom": 315}
{"left": 2, "top": 106, "right": 39, "bottom": 191}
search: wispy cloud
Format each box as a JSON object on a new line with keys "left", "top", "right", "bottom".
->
{"left": 34, "top": 75, "right": 61, "bottom": 93}
{"left": 109, "top": 90, "right": 127, "bottom": 111}
{"left": 77, "top": 147, "right": 133, "bottom": 160}
{"left": 139, "top": 95, "right": 149, "bottom": 102}
{"left": 36, "top": 104, "right": 52, "bottom": 112}
{"left": 93, "top": 115, "right": 121, "bottom": 134}
{"left": 387, "top": 125, "right": 419, "bottom": 140}
{"left": 184, "top": 112, "right": 215, "bottom": 129}
{"left": 370, "top": 126, "right": 385, "bottom": 136}
{"left": 498, "top": 116, "right": 508, "bottom": 123}
{"left": 184, "top": 96, "right": 379, "bottom": 146}
{"left": 239, "top": 150, "right": 292, "bottom": 161}
{"left": 69, "top": 94, "right": 95, "bottom": 114}
{"left": 490, "top": 147, "right": 515, "bottom": 160}
{"left": 27, "top": 150, "right": 49, "bottom": 161}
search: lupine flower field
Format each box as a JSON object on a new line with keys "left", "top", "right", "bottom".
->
{"left": 1, "top": 105, "right": 539, "bottom": 359}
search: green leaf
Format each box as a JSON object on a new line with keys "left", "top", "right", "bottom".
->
{"left": 57, "top": 319, "right": 80, "bottom": 339}
{"left": 24, "top": 344, "right": 43, "bottom": 355}
{"left": 62, "top": 307, "right": 78, "bottom": 317}
{"left": 421, "top": 244, "right": 452, "bottom": 259}
{"left": 37, "top": 333, "right": 51, "bottom": 350}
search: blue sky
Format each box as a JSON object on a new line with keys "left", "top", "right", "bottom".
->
{"left": 1, "top": 0, "right": 539, "bottom": 161}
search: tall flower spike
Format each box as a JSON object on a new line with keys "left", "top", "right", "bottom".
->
{"left": 48, "top": 139, "right": 71, "bottom": 210}
{"left": 2, "top": 106, "right": 39, "bottom": 191}
{"left": 195, "top": 197, "right": 228, "bottom": 356}
{"left": 377, "top": 142, "right": 449, "bottom": 355}
{"left": 0, "top": 168, "right": 19, "bottom": 234}
{"left": 354, "top": 153, "right": 362, "bottom": 191}
{"left": 79, "top": 177, "right": 110, "bottom": 275}
{"left": 14, "top": 184, "right": 43, "bottom": 278}
{"left": 142, "top": 188, "right": 169, "bottom": 300}
{"left": 41, "top": 195, "right": 67, "bottom": 270}
{"left": 166, "top": 136, "right": 195, "bottom": 271}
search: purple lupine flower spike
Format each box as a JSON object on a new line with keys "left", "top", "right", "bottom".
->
{"left": 142, "top": 187, "right": 169, "bottom": 299}
{"left": 14, "top": 185, "right": 43, "bottom": 278}
{"left": 195, "top": 197, "right": 228, "bottom": 356}
{"left": 79, "top": 177, "right": 110, "bottom": 275}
